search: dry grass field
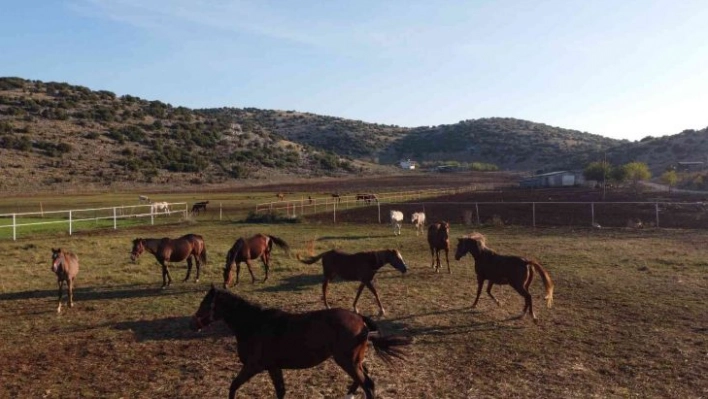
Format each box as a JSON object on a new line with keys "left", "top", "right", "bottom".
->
{"left": 0, "top": 217, "right": 706, "bottom": 398}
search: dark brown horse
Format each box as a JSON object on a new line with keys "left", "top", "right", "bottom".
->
{"left": 51, "top": 248, "right": 79, "bottom": 313}
{"left": 455, "top": 232, "right": 554, "bottom": 322}
{"left": 298, "top": 249, "right": 408, "bottom": 316}
{"left": 427, "top": 221, "right": 451, "bottom": 273}
{"left": 191, "top": 200, "right": 209, "bottom": 215}
{"left": 131, "top": 234, "right": 207, "bottom": 289}
{"left": 190, "top": 285, "right": 412, "bottom": 399}
{"left": 223, "top": 234, "right": 290, "bottom": 287}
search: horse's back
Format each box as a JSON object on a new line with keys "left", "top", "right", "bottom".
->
{"left": 64, "top": 252, "right": 80, "bottom": 278}
{"left": 322, "top": 251, "right": 376, "bottom": 280}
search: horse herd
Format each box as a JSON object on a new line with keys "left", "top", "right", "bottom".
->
{"left": 49, "top": 216, "right": 555, "bottom": 398}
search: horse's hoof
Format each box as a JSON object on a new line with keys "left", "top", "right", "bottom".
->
{"left": 195, "top": 279, "right": 199, "bottom": 283}
{"left": 69, "top": 303, "right": 74, "bottom": 308}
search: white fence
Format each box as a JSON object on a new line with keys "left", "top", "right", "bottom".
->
{"left": 0, "top": 202, "right": 188, "bottom": 241}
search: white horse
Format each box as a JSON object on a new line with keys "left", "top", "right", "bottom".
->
{"left": 390, "top": 210, "right": 404, "bottom": 236}
{"left": 411, "top": 211, "right": 426, "bottom": 236}
{"left": 151, "top": 201, "right": 171, "bottom": 215}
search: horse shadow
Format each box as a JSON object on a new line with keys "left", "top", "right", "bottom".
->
{"left": 257, "top": 273, "right": 321, "bottom": 293}
{"left": 104, "top": 316, "right": 233, "bottom": 342}
{"left": 0, "top": 284, "right": 201, "bottom": 302}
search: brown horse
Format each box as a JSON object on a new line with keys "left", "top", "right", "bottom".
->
{"left": 223, "top": 234, "right": 290, "bottom": 287}
{"left": 427, "top": 221, "right": 451, "bottom": 273}
{"left": 276, "top": 193, "right": 285, "bottom": 201}
{"left": 190, "top": 285, "right": 412, "bottom": 399}
{"left": 331, "top": 193, "right": 341, "bottom": 203}
{"left": 455, "top": 232, "right": 554, "bottom": 322}
{"left": 51, "top": 248, "right": 79, "bottom": 313}
{"left": 191, "top": 200, "right": 209, "bottom": 215}
{"left": 298, "top": 249, "right": 408, "bottom": 316}
{"left": 131, "top": 234, "right": 207, "bottom": 289}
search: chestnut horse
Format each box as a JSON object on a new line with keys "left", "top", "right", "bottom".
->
{"left": 131, "top": 234, "right": 207, "bottom": 289}
{"left": 51, "top": 248, "right": 79, "bottom": 313}
{"left": 223, "top": 234, "right": 290, "bottom": 287}
{"left": 427, "top": 221, "right": 450, "bottom": 273}
{"left": 190, "top": 285, "right": 412, "bottom": 399}
{"left": 455, "top": 232, "right": 554, "bottom": 322}
{"left": 298, "top": 249, "right": 408, "bottom": 316}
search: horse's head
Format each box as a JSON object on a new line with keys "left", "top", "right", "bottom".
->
{"left": 130, "top": 238, "right": 144, "bottom": 262}
{"left": 455, "top": 233, "right": 485, "bottom": 260}
{"left": 51, "top": 248, "right": 63, "bottom": 273}
{"left": 190, "top": 284, "right": 221, "bottom": 331}
{"left": 387, "top": 249, "right": 408, "bottom": 274}
{"left": 222, "top": 239, "right": 244, "bottom": 288}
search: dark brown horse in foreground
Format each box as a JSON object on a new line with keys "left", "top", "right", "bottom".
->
{"left": 298, "top": 249, "right": 408, "bottom": 316}
{"left": 190, "top": 285, "right": 412, "bottom": 399}
{"left": 455, "top": 232, "right": 554, "bottom": 322}
{"left": 131, "top": 234, "right": 207, "bottom": 289}
{"left": 51, "top": 248, "right": 79, "bottom": 313}
{"left": 223, "top": 234, "right": 290, "bottom": 287}
{"left": 427, "top": 221, "right": 451, "bottom": 273}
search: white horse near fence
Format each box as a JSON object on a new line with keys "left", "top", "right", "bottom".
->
{"left": 390, "top": 210, "right": 404, "bottom": 236}
{"left": 151, "top": 201, "right": 171, "bottom": 215}
{"left": 411, "top": 211, "right": 426, "bottom": 236}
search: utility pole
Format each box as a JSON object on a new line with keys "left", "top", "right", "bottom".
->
{"left": 602, "top": 152, "right": 607, "bottom": 201}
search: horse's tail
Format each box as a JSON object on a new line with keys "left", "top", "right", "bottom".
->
{"left": 200, "top": 245, "right": 207, "bottom": 265}
{"left": 362, "top": 316, "right": 412, "bottom": 364}
{"left": 529, "top": 261, "right": 554, "bottom": 308}
{"left": 296, "top": 251, "right": 327, "bottom": 265}
{"left": 268, "top": 235, "right": 290, "bottom": 255}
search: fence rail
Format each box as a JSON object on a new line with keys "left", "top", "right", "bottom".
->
{"left": 0, "top": 202, "right": 188, "bottom": 240}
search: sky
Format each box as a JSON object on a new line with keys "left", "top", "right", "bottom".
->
{"left": 1, "top": 0, "right": 708, "bottom": 141}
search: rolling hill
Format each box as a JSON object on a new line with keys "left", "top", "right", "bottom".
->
{"left": 1, "top": 77, "right": 706, "bottom": 192}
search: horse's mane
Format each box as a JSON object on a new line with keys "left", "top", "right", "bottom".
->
{"left": 463, "top": 232, "right": 495, "bottom": 253}
{"left": 215, "top": 288, "right": 290, "bottom": 334}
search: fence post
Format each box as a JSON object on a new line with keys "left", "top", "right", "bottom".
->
{"left": 151, "top": 206, "right": 154, "bottom": 225}
{"left": 113, "top": 207, "right": 117, "bottom": 230}
{"left": 333, "top": 201, "right": 337, "bottom": 223}
{"left": 184, "top": 203, "right": 188, "bottom": 219}
{"left": 532, "top": 202, "right": 536, "bottom": 227}
{"left": 475, "top": 203, "right": 480, "bottom": 225}
{"left": 591, "top": 203, "right": 595, "bottom": 226}
{"left": 12, "top": 213, "right": 16, "bottom": 241}
{"left": 69, "top": 210, "right": 73, "bottom": 236}
{"left": 378, "top": 201, "right": 381, "bottom": 224}
{"left": 655, "top": 203, "right": 660, "bottom": 227}
{"left": 220, "top": 203, "right": 223, "bottom": 221}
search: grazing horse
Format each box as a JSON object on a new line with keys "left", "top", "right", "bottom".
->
{"left": 411, "top": 211, "right": 426, "bottom": 236}
{"left": 191, "top": 200, "right": 209, "bottom": 215}
{"left": 331, "top": 193, "right": 341, "bottom": 203}
{"left": 190, "top": 285, "right": 412, "bottom": 399}
{"left": 356, "top": 193, "right": 378, "bottom": 204}
{"left": 298, "top": 249, "right": 408, "bottom": 316}
{"left": 131, "top": 234, "right": 207, "bottom": 289}
{"left": 390, "top": 210, "right": 404, "bottom": 236}
{"left": 276, "top": 193, "right": 285, "bottom": 201}
{"left": 138, "top": 195, "right": 150, "bottom": 203}
{"left": 151, "top": 201, "right": 171, "bottom": 215}
{"left": 455, "top": 232, "right": 554, "bottom": 322}
{"left": 51, "top": 248, "right": 79, "bottom": 313}
{"left": 223, "top": 234, "right": 290, "bottom": 287}
{"left": 427, "top": 221, "right": 451, "bottom": 273}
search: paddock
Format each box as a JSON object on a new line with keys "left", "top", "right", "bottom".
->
{"left": 0, "top": 221, "right": 705, "bottom": 398}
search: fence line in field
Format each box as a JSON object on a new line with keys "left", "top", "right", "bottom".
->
{"left": 0, "top": 202, "right": 188, "bottom": 241}
{"left": 256, "top": 197, "right": 708, "bottom": 229}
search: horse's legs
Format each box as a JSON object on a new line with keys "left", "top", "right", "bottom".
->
{"left": 184, "top": 256, "right": 193, "bottom": 282}
{"left": 352, "top": 282, "right": 366, "bottom": 314}
{"left": 335, "top": 352, "right": 373, "bottom": 399}
{"left": 486, "top": 282, "right": 501, "bottom": 306}
{"left": 444, "top": 248, "right": 450, "bottom": 274}
{"left": 322, "top": 278, "right": 331, "bottom": 309}
{"left": 194, "top": 253, "right": 201, "bottom": 283}
{"left": 435, "top": 249, "right": 442, "bottom": 273}
{"left": 68, "top": 278, "right": 74, "bottom": 308}
{"left": 245, "top": 259, "right": 256, "bottom": 284}
{"left": 235, "top": 262, "right": 240, "bottom": 284}
{"left": 365, "top": 281, "right": 386, "bottom": 317}
{"left": 228, "top": 366, "right": 260, "bottom": 399}
{"left": 261, "top": 252, "right": 270, "bottom": 283}
{"left": 429, "top": 247, "right": 436, "bottom": 271}
{"left": 510, "top": 282, "right": 535, "bottom": 321}
{"left": 524, "top": 267, "right": 534, "bottom": 291}
{"left": 471, "top": 276, "right": 485, "bottom": 308}
{"left": 57, "top": 280, "right": 64, "bottom": 313}
{"left": 267, "top": 368, "right": 286, "bottom": 399}
{"left": 160, "top": 261, "right": 172, "bottom": 289}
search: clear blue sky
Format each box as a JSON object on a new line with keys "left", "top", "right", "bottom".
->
{"left": 2, "top": 0, "right": 707, "bottom": 141}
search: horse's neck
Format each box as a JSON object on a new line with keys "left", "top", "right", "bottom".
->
{"left": 219, "top": 294, "right": 267, "bottom": 337}
{"left": 144, "top": 239, "right": 162, "bottom": 254}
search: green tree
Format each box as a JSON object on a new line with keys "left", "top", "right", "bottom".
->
{"left": 660, "top": 170, "right": 678, "bottom": 192}
{"left": 583, "top": 161, "right": 611, "bottom": 182}
{"left": 623, "top": 162, "right": 652, "bottom": 191}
